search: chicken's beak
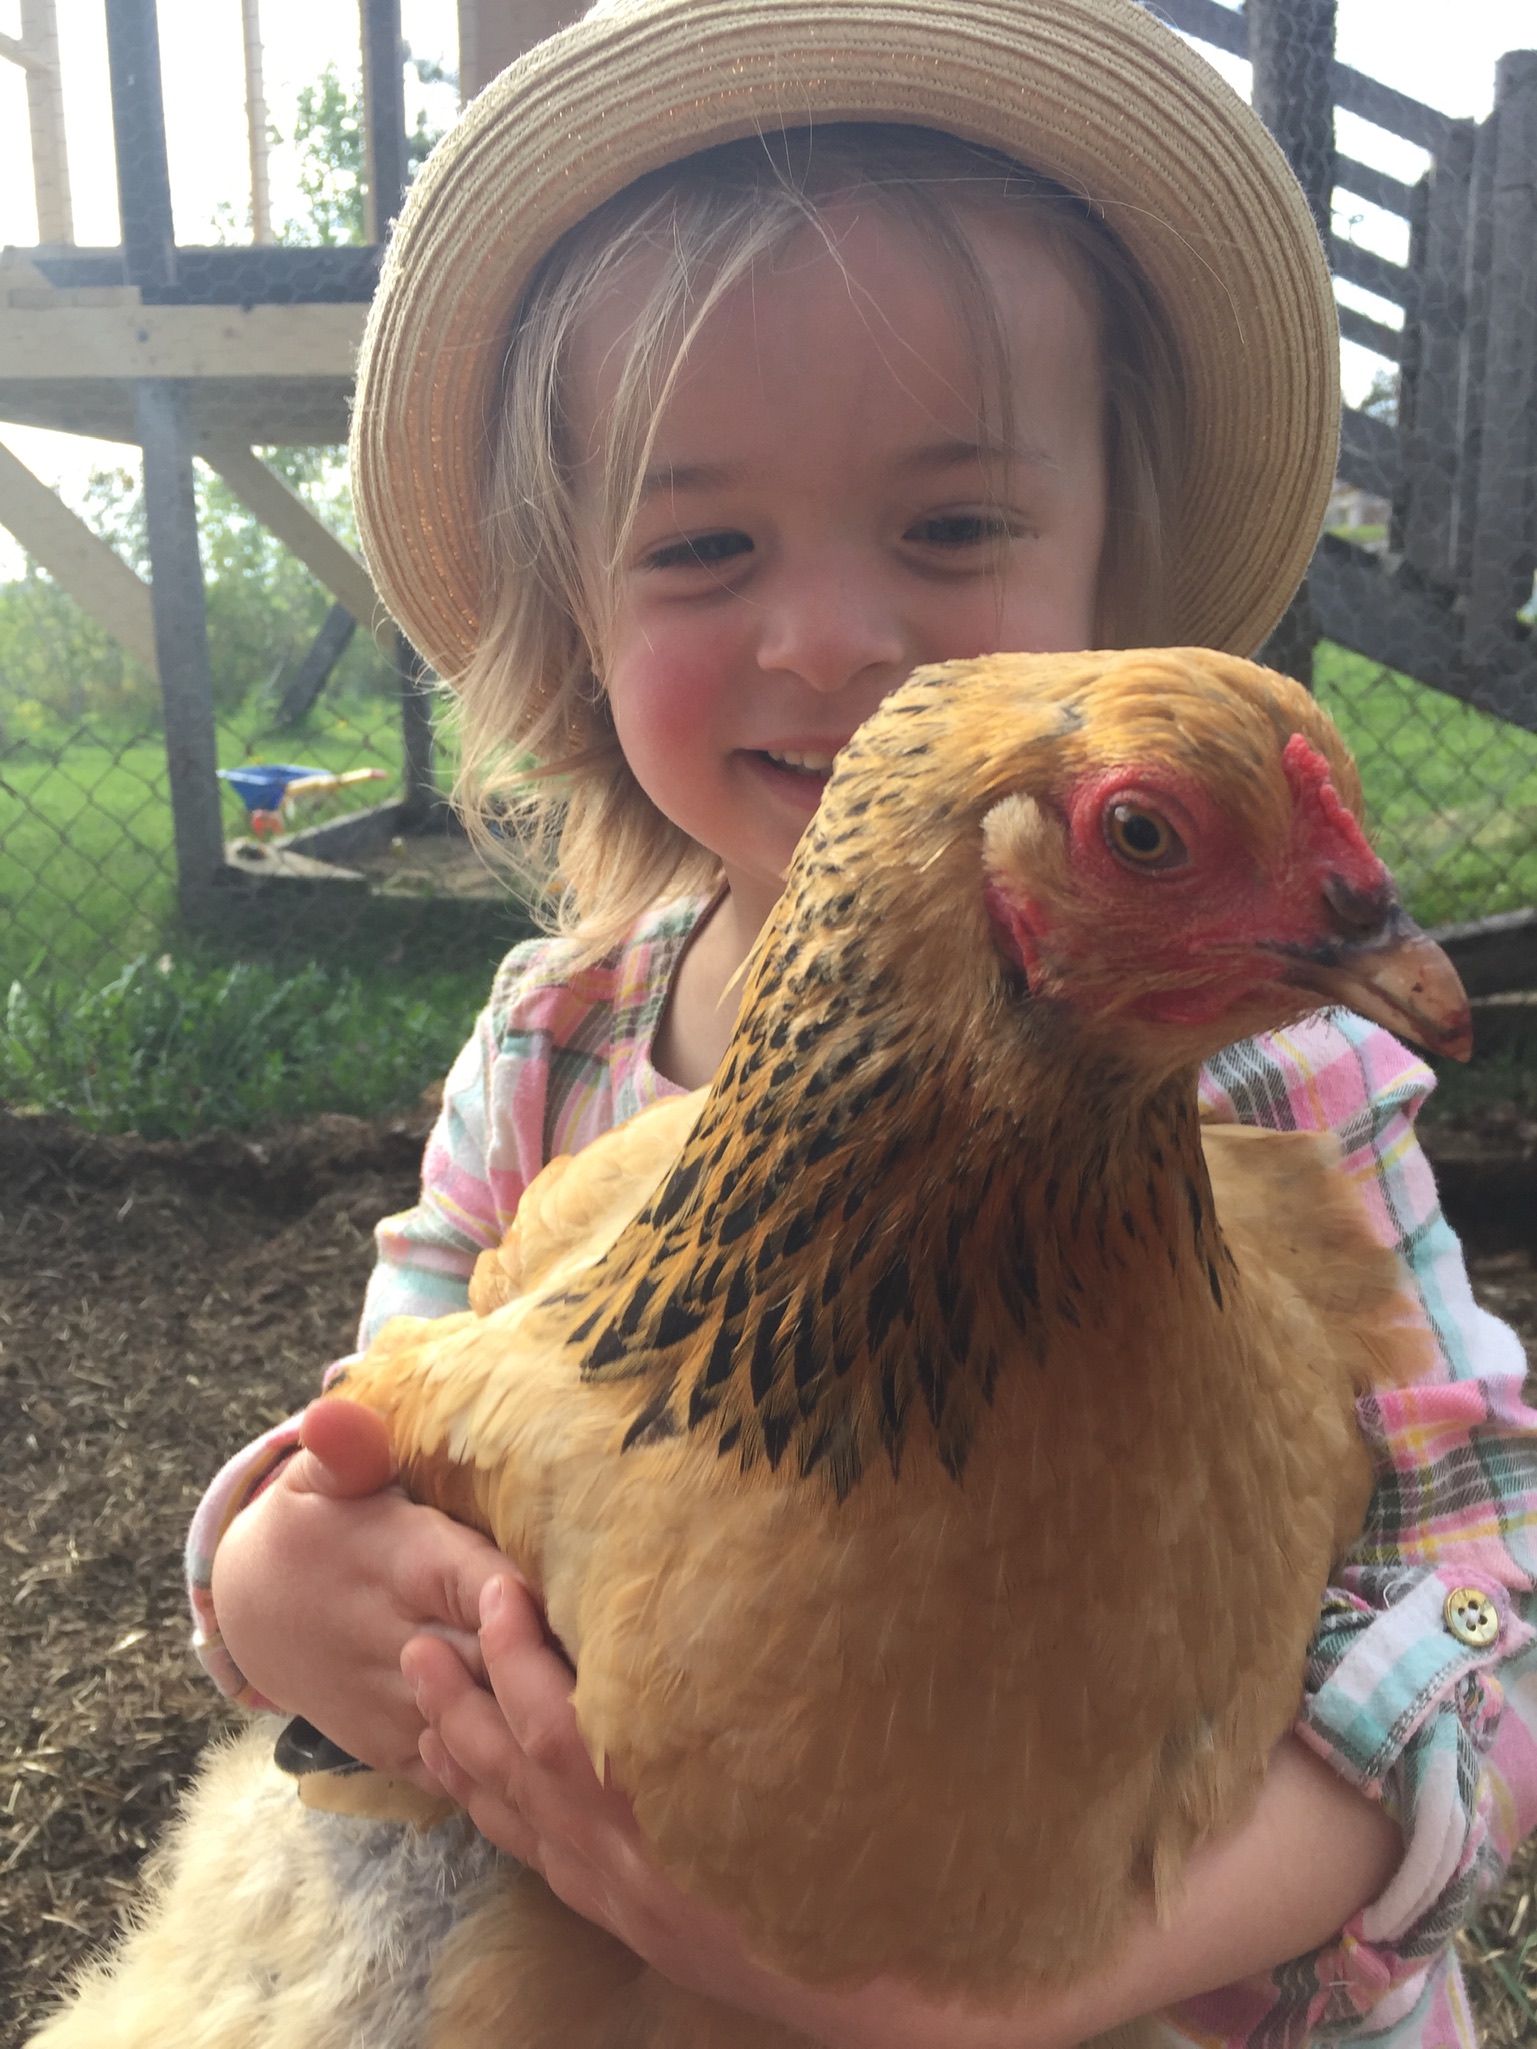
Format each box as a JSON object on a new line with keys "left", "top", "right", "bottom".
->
{"left": 1277, "top": 889, "right": 1473, "bottom": 1061}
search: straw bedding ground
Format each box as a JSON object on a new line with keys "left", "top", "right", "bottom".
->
{"left": 1, "top": 1102, "right": 1534, "bottom": 2047}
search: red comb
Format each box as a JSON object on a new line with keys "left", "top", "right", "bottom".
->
{"left": 1281, "top": 734, "right": 1378, "bottom": 878}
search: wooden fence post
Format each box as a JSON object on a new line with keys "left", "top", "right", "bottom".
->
{"left": 1249, "top": 0, "right": 1337, "bottom": 240}
{"left": 360, "top": 0, "right": 406, "bottom": 243}
{"left": 106, "top": 0, "right": 225, "bottom": 911}
{"left": 1465, "top": 51, "right": 1537, "bottom": 692}
{"left": 1249, "top": 0, "right": 1337, "bottom": 684}
{"left": 19, "top": 0, "right": 73, "bottom": 244}
{"left": 1397, "top": 120, "right": 1474, "bottom": 594}
{"left": 136, "top": 380, "right": 226, "bottom": 910}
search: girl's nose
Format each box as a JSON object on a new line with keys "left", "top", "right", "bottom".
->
{"left": 754, "top": 557, "right": 908, "bottom": 696}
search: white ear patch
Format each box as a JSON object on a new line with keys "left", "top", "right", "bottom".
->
{"left": 980, "top": 794, "right": 1061, "bottom": 897}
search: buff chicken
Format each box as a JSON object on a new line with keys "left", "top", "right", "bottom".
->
{"left": 35, "top": 648, "right": 1468, "bottom": 2049}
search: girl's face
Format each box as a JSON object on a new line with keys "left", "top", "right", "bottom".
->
{"left": 568, "top": 202, "right": 1107, "bottom": 930}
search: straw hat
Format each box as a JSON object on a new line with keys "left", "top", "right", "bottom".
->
{"left": 350, "top": 0, "right": 1339, "bottom": 678}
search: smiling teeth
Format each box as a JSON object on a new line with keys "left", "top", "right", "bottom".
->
{"left": 766, "top": 749, "right": 837, "bottom": 771}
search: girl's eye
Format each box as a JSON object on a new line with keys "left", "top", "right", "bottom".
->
{"left": 907, "top": 512, "right": 1011, "bottom": 548}
{"left": 645, "top": 530, "right": 752, "bottom": 572}
{"left": 1105, "top": 802, "right": 1187, "bottom": 870}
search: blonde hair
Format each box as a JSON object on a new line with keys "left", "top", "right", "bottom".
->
{"left": 453, "top": 125, "right": 1184, "bottom": 952}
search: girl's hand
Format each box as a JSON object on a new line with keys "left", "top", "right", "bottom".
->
{"left": 407, "top": 1592, "right": 1405, "bottom": 2049}
{"left": 210, "top": 1399, "right": 507, "bottom": 1786}
{"left": 403, "top": 1585, "right": 1038, "bottom": 2048}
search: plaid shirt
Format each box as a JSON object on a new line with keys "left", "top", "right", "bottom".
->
{"left": 188, "top": 900, "right": 1537, "bottom": 2044}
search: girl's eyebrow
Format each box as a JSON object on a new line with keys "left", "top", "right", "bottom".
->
{"left": 895, "top": 436, "right": 1050, "bottom": 474}
{"left": 637, "top": 461, "right": 741, "bottom": 502}
{"left": 636, "top": 438, "right": 1051, "bottom": 503}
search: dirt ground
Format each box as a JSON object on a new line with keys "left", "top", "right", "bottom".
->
{"left": 2, "top": 1101, "right": 1536, "bottom": 2046}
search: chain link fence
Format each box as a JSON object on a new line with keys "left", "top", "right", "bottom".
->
{"left": 0, "top": 0, "right": 1534, "bottom": 1033}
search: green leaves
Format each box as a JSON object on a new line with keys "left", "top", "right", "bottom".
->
{"left": 0, "top": 954, "right": 469, "bottom": 1139}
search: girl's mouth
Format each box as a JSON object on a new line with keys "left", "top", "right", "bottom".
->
{"left": 760, "top": 748, "right": 838, "bottom": 778}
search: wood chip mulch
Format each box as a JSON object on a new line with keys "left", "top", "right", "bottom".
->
{"left": 0, "top": 1103, "right": 1534, "bottom": 2046}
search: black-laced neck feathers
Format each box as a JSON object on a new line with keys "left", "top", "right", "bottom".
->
{"left": 548, "top": 655, "right": 1321, "bottom": 1497}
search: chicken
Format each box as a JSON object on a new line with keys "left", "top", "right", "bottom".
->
{"left": 33, "top": 647, "right": 1468, "bottom": 2049}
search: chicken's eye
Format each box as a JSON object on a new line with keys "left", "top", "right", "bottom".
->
{"left": 1105, "top": 803, "right": 1186, "bottom": 870}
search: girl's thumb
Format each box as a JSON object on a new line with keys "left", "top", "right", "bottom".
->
{"left": 296, "top": 1396, "right": 397, "bottom": 1497}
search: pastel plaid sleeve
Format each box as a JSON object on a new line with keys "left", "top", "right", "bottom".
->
{"left": 184, "top": 909, "right": 700, "bottom": 1703}
{"left": 1170, "top": 1010, "right": 1537, "bottom": 2046}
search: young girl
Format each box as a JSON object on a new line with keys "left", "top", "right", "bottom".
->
{"left": 187, "top": 1, "right": 1537, "bottom": 2041}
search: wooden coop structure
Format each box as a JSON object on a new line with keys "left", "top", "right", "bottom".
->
{"left": 0, "top": 0, "right": 1534, "bottom": 982}
{"left": 0, "top": 0, "right": 584, "bottom": 931}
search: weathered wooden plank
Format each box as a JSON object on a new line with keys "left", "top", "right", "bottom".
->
{"left": 1338, "top": 406, "right": 1400, "bottom": 499}
{"left": 24, "top": 244, "right": 379, "bottom": 301}
{"left": 0, "top": 300, "right": 367, "bottom": 378}
{"left": 135, "top": 378, "right": 225, "bottom": 909}
{"left": 1466, "top": 53, "right": 1537, "bottom": 672}
{"left": 1398, "top": 123, "right": 1475, "bottom": 593}
{"left": 1336, "top": 303, "right": 1401, "bottom": 364}
{"left": 1330, "top": 234, "right": 1411, "bottom": 308}
{"left": 103, "top": 0, "right": 176, "bottom": 292}
{"left": 1141, "top": 0, "right": 1245, "bottom": 60}
{"left": 456, "top": 0, "right": 586, "bottom": 99}
{"left": 277, "top": 603, "right": 358, "bottom": 726}
{"left": 1309, "top": 533, "right": 1537, "bottom": 733}
{"left": 1453, "top": 109, "right": 1498, "bottom": 594}
{"left": 0, "top": 438, "right": 157, "bottom": 669}
{"left": 1427, "top": 909, "right": 1537, "bottom": 1001}
{"left": 1249, "top": 0, "right": 1336, "bottom": 239}
{"left": 197, "top": 440, "right": 385, "bottom": 644}
{"left": 1332, "top": 64, "right": 1455, "bottom": 157}
{"left": 20, "top": 0, "right": 73, "bottom": 245}
{"left": 361, "top": 0, "right": 406, "bottom": 244}
{"left": 1145, "top": 0, "right": 1454, "bottom": 155}
{"left": 1335, "top": 154, "right": 1416, "bottom": 220}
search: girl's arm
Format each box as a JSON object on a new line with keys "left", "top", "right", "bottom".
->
{"left": 187, "top": 1009, "right": 523, "bottom": 1749}
{"left": 404, "top": 1575, "right": 1402, "bottom": 2049}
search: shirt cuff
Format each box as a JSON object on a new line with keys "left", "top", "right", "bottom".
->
{"left": 185, "top": 1412, "right": 307, "bottom": 1708}
{"left": 1298, "top": 1566, "right": 1530, "bottom": 1943}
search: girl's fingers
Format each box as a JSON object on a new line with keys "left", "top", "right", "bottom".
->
{"left": 478, "top": 1576, "right": 587, "bottom": 1769}
{"left": 295, "top": 1398, "right": 397, "bottom": 1497}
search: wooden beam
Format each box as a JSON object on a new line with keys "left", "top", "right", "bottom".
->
{"left": 456, "top": 0, "right": 584, "bottom": 99}
{"left": 0, "top": 438, "right": 157, "bottom": 670}
{"left": 242, "top": 0, "right": 273, "bottom": 244}
{"left": 1249, "top": 0, "right": 1336, "bottom": 243}
{"left": 198, "top": 440, "right": 386, "bottom": 645}
{"left": 104, "top": 0, "right": 177, "bottom": 292}
{"left": 1398, "top": 125, "right": 1476, "bottom": 593}
{"left": 1309, "top": 531, "right": 1537, "bottom": 734}
{"left": 136, "top": 378, "right": 226, "bottom": 909}
{"left": 0, "top": 299, "right": 366, "bottom": 378}
{"left": 20, "top": 0, "right": 73, "bottom": 244}
{"left": 1338, "top": 407, "right": 1400, "bottom": 500}
{"left": 1428, "top": 909, "right": 1537, "bottom": 1001}
{"left": 1466, "top": 53, "right": 1537, "bottom": 672}
{"left": 360, "top": 0, "right": 405, "bottom": 242}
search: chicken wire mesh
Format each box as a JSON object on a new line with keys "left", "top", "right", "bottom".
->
{"left": 0, "top": 0, "right": 1534, "bottom": 1024}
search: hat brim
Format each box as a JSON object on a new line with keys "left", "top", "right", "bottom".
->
{"left": 351, "top": 0, "right": 1339, "bottom": 678}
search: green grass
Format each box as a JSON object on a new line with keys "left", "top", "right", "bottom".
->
{"left": 0, "top": 951, "right": 486, "bottom": 1139}
{"left": 1313, "top": 643, "right": 1537, "bottom": 928}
